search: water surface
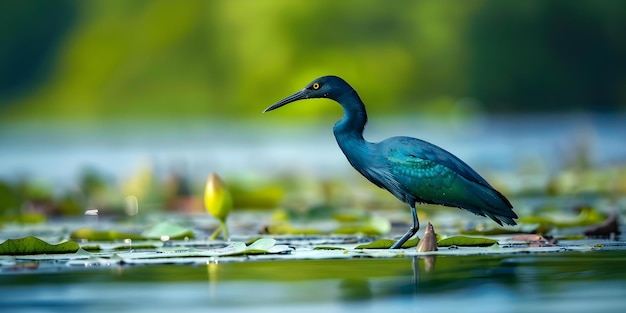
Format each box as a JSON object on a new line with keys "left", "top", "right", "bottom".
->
{"left": 3, "top": 250, "right": 625, "bottom": 312}
{"left": 1, "top": 114, "right": 624, "bottom": 187}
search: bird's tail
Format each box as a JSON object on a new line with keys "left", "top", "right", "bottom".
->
{"left": 470, "top": 184, "right": 518, "bottom": 226}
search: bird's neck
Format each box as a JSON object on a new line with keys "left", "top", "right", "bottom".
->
{"left": 332, "top": 90, "right": 368, "bottom": 139}
{"left": 333, "top": 90, "right": 370, "bottom": 159}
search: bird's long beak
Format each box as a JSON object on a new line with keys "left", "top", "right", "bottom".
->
{"left": 263, "top": 89, "right": 307, "bottom": 113}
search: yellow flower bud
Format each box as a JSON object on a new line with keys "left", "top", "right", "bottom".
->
{"left": 204, "top": 173, "right": 233, "bottom": 222}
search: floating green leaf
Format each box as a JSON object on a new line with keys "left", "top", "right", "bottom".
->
{"left": 355, "top": 237, "right": 420, "bottom": 249}
{"left": 114, "top": 239, "right": 293, "bottom": 263}
{"left": 314, "top": 246, "right": 347, "bottom": 250}
{"left": 0, "top": 236, "right": 80, "bottom": 255}
{"left": 222, "top": 238, "right": 292, "bottom": 256}
{"left": 355, "top": 239, "right": 396, "bottom": 249}
{"left": 401, "top": 237, "right": 420, "bottom": 248}
{"left": 460, "top": 226, "right": 521, "bottom": 236}
{"left": 70, "top": 228, "right": 146, "bottom": 241}
{"left": 262, "top": 223, "right": 322, "bottom": 235}
{"left": 141, "top": 222, "right": 195, "bottom": 240}
{"left": 0, "top": 212, "right": 46, "bottom": 225}
{"left": 246, "top": 238, "right": 276, "bottom": 251}
{"left": 518, "top": 207, "right": 606, "bottom": 228}
{"left": 80, "top": 241, "right": 164, "bottom": 251}
{"left": 245, "top": 237, "right": 262, "bottom": 245}
{"left": 437, "top": 236, "right": 498, "bottom": 247}
{"left": 263, "top": 218, "right": 390, "bottom": 237}
{"left": 557, "top": 234, "right": 585, "bottom": 240}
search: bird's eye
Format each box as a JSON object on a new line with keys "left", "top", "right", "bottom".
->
{"left": 312, "top": 83, "right": 320, "bottom": 90}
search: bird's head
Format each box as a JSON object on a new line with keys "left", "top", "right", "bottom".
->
{"left": 263, "top": 76, "right": 353, "bottom": 112}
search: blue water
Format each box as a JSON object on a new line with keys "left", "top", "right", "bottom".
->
{"left": 2, "top": 251, "right": 625, "bottom": 313}
{"left": 1, "top": 114, "right": 626, "bottom": 312}
{"left": 1, "top": 114, "right": 625, "bottom": 189}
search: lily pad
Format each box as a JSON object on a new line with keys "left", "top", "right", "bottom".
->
{"left": 355, "top": 239, "right": 396, "bottom": 249}
{"left": 227, "top": 238, "right": 293, "bottom": 255}
{"left": 518, "top": 207, "right": 606, "bottom": 228}
{"left": 262, "top": 223, "right": 322, "bottom": 235}
{"left": 70, "top": 228, "right": 146, "bottom": 241}
{"left": 313, "top": 246, "right": 347, "bottom": 250}
{"left": 80, "top": 241, "right": 164, "bottom": 251}
{"left": 354, "top": 237, "right": 419, "bottom": 249}
{"left": 141, "top": 222, "right": 195, "bottom": 240}
{"left": 245, "top": 238, "right": 276, "bottom": 252}
{"left": 437, "top": 236, "right": 498, "bottom": 247}
{"left": 401, "top": 237, "right": 420, "bottom": 248}
{"left": 460, "top": 226, "right": 521, "bottom": 236}
{"left": 262, "top": 217, "right": 390, "bottom": 237}
{"left": 0, "top": 236, "right": 80, "bottom": 255}
{"left": 115, "top": 239, "right": 291, "bottom": 262}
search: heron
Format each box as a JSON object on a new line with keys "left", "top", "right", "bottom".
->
{"left": 264, "top": 75, "right": 517, "bottom": 249}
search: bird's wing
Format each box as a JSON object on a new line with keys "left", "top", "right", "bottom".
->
{"left": 380, "top": 137, "right": 516, "bottom": 225}
{"left": 384, "top": 137, "right": 492, "bottom": 188}
{"left": 385, "top": 146, "right": 464, "bottom": 204}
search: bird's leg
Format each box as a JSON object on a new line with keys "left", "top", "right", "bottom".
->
{"left": 389, "top": 204, "right": 420, "bottom": 249}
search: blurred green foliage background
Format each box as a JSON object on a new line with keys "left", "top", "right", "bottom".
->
{"left": 2, "top": 0, "right": 625, "bottom": 122}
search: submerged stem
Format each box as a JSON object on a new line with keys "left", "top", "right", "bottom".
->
{"left": 220, "top": 219, "right": 229, "bottom": 241}
{"left": 208, "top": 225, "right": 222, "bottom": 240}
{"left": 208, "top": 219, "right": 230, "bottom": 241}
